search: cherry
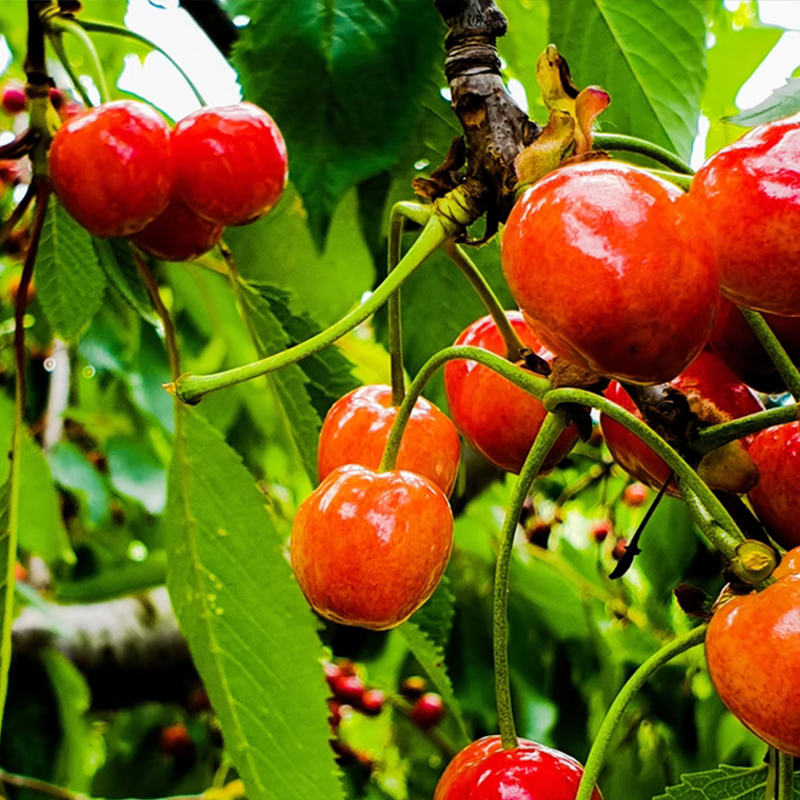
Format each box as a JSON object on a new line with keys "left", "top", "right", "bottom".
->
{"left": 434, "top": 735, "right": 602, "bottom": 800}
{"left": 1, "top": 82, "right": 26, "bottom": 114}
{"left": 290, "top": 464, "right": 453, "bottom": 630}
{"left": 331, "top": 674, "right": 365, "bottom": 706}
{"left": 706, "top": 575, "right": 800, "bottom": 756}
{"left": 130, "top": 196, "right": 224, "bottom": 262}
{"left": 49, "top": 100, "right": 173, "bottom": 238}
{"left": 410, "top": 692, "right": 445, "bottom": 730}
{"left": 601, "top": 351, "right": 763, "bottom": 494}
{"left": 748, "top": 424, "right": 800, "bottom": 549}
{"left": 709, "top": 296, "right": 800, "bottom": 393}
{"left": 774, "top": 546, "right": 800, "bottom": 580}
{"left": 49, "top": 87, "right": 63, "bottom": 111}
{"left": 317, "top": 384, "right": 460, "bottom": 496}
{"left": 502, "top": 161, "right": 717, "bottom": 384}
{"left": 689, "top": 114, "right": 800, "bottom": 316}
{"left": 359, "top": 689, "right": 385, "bottom": 716}
{"left": 611, "top": 538, "right": 628, "bottom": 561}
{"left": 158, "top": 723, "right": 194, "bottom": 759}
{"left": 400, "top": 676, "right": 427, "bottom": 699}
{"left": 443, "top": 312, "right": 578, "bottom": 474}
{"left": 623, "top": 482, "right": 648, "bottom": 507}
{"left": 173, "top": 102, "right": 287, "bottom": 226}
{"left": 591, "top": 520, "right": 612, "bottom": 544}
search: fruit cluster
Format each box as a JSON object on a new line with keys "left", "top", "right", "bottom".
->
{"left": 48, "top": 99, "right": 287, "bottom": 261}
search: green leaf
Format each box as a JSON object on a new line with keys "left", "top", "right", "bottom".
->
{"left": 166, "top": 407, "right": 345, "bottom": 800}
{"left": 654, "top": 764, "right": 800, "bottom": 799}
{"left": 47, "top": 442, "right": 111, "bottom": 528}
{"left": 93, "top": 238, "right": 158, "bottom": 326}
{"left": 35, "top": 198, "right": 107, "bottom": 339}
{"left": 727, "top": 78, "right": 800, "bottom": 127}
{"left": 106, "top": 437, "right": 167, "bottom": 515}
{"left": 549, "top": 0, "right": 707, "bottom": 160}
{"left": 230, "top": 0, "right": 444, "bottom": 245}
{"left": 409, "top": 574, "right": 455, "bottom": 652}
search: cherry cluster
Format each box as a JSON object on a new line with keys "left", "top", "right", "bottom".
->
{"left": 47, "top": 98, "right": 287, "bottom": 261}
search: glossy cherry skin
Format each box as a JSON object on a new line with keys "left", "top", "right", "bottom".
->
{"left": 710, "top": 296, "right": 800, "bottom": 393}
{"left": 748, "top": 424, "right": 800, "bottom": 549}
{"left": 290, "top": 464, "right": 453, "bottom": 630}
{"left": 173, "top": 102, "right": 287, "bottom": 226}
{"left": 130, "top": 196, "right": 224, "bottom": 262}
{"left": 502, "top": 162, "right": 717, "bottom": 384}
{"left": 443, "top": 312, "right": 578, "bottom": 474}
{"left": 601, "top": 351, "right": 763, "bottom": 494}
{"left": 690, "top": 115, "right": 800, "bottom": 316}
{"left": 434, "top": 736, "right": 602, "bottom": 800}
{"left": 317, "top": 384, "right": 460, "bottom": 496}
{"left": 774, "top": 546, "right": 800, "bottom": 580}
{"left": 49, "top": 100, "right": 173, "bottom": 238}
{"left": 706, "top": 575, "right": 800, "bottom": 756}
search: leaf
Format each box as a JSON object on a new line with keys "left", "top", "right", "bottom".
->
{"left": 166, "top": 407, "right": 344, "bottom": 800}
{"left": 230, "top": 0, "right": 444, "bottom": 245}
{"left": 654, "top": 764, "right": 800, "bottom": 799}
{"left": 549, "top": 0, "right": 707, "bottom": 161}
{"left": 727, "top": 78, "right": 800, "bottom": 127}
{"left": 47, "top": 442, "right": 111, "bottom": 528}
{"left": 106, "top": 437, "right": 167, "bottom": 515}
{"left": 93, "top": 238, "right": 158, "bottom": 326}
{"left": 409, "top": 574, "right": 455, "bottom": 652}
{"left": 35, "top": 198, "right": 107, "bottom": 339}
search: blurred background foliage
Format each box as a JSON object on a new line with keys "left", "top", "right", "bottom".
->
{"left": 0, "top": 1, "right": 796, "bottom": 799}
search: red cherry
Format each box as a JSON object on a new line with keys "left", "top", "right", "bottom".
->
{"left": 158, "top": 723, "right": 194, "bottom": 759}
{"left": 1, "top": 82, "right": 26, "bottom": 114}
{"left": 359, "top": 689, "right": 385, "bottom": 716}
{"left": 410, "top": 693, "right": 445, "bottom": 730}
{"left": 434, "top": 735, "right": 603, "bottom": 800}
{"left": 49, "top": 100, "right": 173, "bottom": 238}
{"left": 601, "top": 351, "right": 763, "bottom": 494}
{"left": 706, "top": 575, "right": 800, "bottom": 755}
{"left": 690, "top": 114, "right": 800, "bottom": 316}
{"left": 774, "top": 547, "right": 800, "bottom": 580}
{"left": 290, "top": 464, "right": 453, "bottom": 630}
{"left": 130, "top": 196, "right": 224, "bottom": 262}
{"left": 59, "top": 100, "right": 84, "bottom": 121}
{"left": 502, "top": 162, "right": 717, "bottom": 384}
{"left": 443, "top": 312, "right": 579, "bottom": 474}
{"left": 331, "top": 674, "right": 365, "bottom": 706}
{"left": 591, "top": 520, "right": 612, "bottom": 543}
{"left": 623, "top": 482, "right": 648, "bottom": 507}
{"left": 399, "top": 676, "right": 427, "bottom": 699}
{"left": 13, "top": 562, "right": 27, "bottom": 583}
{"left": 748, "top": 424, "right": 800, "bottom": 549}
{"left": 49, "top": 87, "right": 63, "bottom": 111}
{"left": 328, "top": 700, "right": 342, "bottom": 730}
{"left": 317, "top": 384, "right": 460, "bottom": 496}
{"left": 611, "top": 538, "right": 628, "bottom": 561}
{"left": 173, "top": 102, "right": 287, "bottom": 226}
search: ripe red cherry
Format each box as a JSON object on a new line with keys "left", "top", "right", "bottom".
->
{"left": 443, "top": 312, "right": 578, "bottom": 474}
{"left": 290, "top": 464, "right": 453, "bottom": 630}
{"left": 706, "top": 575, "right": 800, "bottom": 756}
{"left": 434, "top": 736, "right": 602, "bottom": 800}
{"left": 49, "top": 100, "right": 173, "bottom": 238}
{"left": 774, "top": 546, "right": 800, "bottom": 580}
{"left": 158, "top": 723, "right": 194, "bottom": 759}
{"left": 130, "top": 196, "right": 224, "bottom": 262}
{"left": 359, "top": 689, "right": 385, "bottom": 716}
{"left": 601, "top": 351, "right": 763, "bottom": 494}
{"left": 331, "top": 674, "right": 365, "bottom": 706}
{"left": 173, "top": 102, "right": 287, "bottom": 226}
{"left": 317, "top": 384, "right": 460, "bottom": 496}
{"left": 623, "top": 482, "right": 648, "bottom": 507}
{"left": 502, "top": 162, "right": 717, "bottom": 384}
{"left": 690, "top": 114, "right": 800, "bottom": 316}
{"left": 1, "top": 82, "right": 26, "bottom": 114}
{"left": 590, "top": 520, "right": 612, "bottom": 543}
{"left": 748, "top": 424, "right": 800, "bottom": 549}
{"left": 410, "top": 693, "right": 445, "bottom": 730}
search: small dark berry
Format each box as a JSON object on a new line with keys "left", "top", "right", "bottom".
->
{"left": 410, "top": 692, "right": 445, "bottom": 730}
{"left": 591, "top": 520, "right": 612, "bottom": 544}
{"left": 623, "top": 482, "right": 648, "bottom": 507}
{"left": 359, "top": 689, "right": 385, "bottom": 716}
{"left": 612, "top": 538, "right": 628, "bottom": 561}
{"left": 399, "top": 676, "right": 427, "bottom": 699}
{"left": 332, "top": 674, "right": 364, "bottom": 706}
{"left": 1, "top": 83, "right": 26, "bottom": 115}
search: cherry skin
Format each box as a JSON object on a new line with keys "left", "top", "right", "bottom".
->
{"left": 158, "top": 723, "right": 194, "bottom": 759}
{"left": 600, "top": 351, "right": 763, "bottom": 494}
{"left": 502, "top": 161, "right": 717, "bottom": 384}
{"left": 359, "top": 689, "right": 385, "bottom": 716}
{"left": 434, "top": 736, "right": 602, "bottom": 800}
{"left": 690, "top": 114, "right": 800, "bottom": 316}
{"left": 130, "top": 196, "right": 224, "bottom": 262}
{"left": 623, "top": 482, "right": 648, "bottom": 507}
{"left": 173, "top": 102, "right": 287, "bottom": 226}
{"left": 49, "top": 100, "right": 173, "bottom": 238}
{"left": 706, "top": 575, "right": 800, "bottom": 756}
{"left": 331, "top": 674, "right": 365, "bottom": 706}
{"left": 1, "top": 82, "right": 26, "bottom": 114}
{"left": 443, "top": 312, "right": 578, "bottom": 474}
{"left": 709, "top": 296, "right": 800, "bottom": 393}
{"left": 290, "top": 464, "right": 453, "bottom": 630}
{"left": 748, "top": 424, "right": 800, "bottom": 549}
{"left": 774, "top": 546, "right": 800, "bottom": 580}
{"left": 317, "top": 384, "right": 460, "bottom": 496}
{"left": 410, "top": 693, "right": 445, "bottom": 730}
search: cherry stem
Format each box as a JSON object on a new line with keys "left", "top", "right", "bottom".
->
{"left": 378, "top": 345, "right": 550, "bottom": 472}
{"left": 542, "top": 388, "right": 744, "bottom": 558}
{"left": 692, "top": 403, "right": 799, "bottom": 454}
{"left": 740, "top": 307, "right": 800, "bottom": 403}
{"left": 75, "top": 18, "right": 206, "bottom": 106}
{"left": 0, "top": 180, "right": 36, "bottom": 254}
{"left": 46, "top": 16, "right": 109, "bottom": 104}
{"left": 171, "top": 199, "right": 475, "bottom": 404}
{"left": 443, "top": 241, "right": 527, "bottom": 362}
{"left": 679, "top": 483, "right": 742, "bottom": 560}
{"left": 494, "top": 412, "right": 569, "bottom": 750}
{"left": 592, "top": 133, "right": 694, "bottom": 175}
{"left": 777, "top": 751, "right": 794, "bottom": 800}
{"left": 46, "top": 31, "right": 93, "bottom": 107}
{"left": 388, "top": 204, "right": 412, "bottom": 406}
{"left": 574, "top": 625, "right": 707, "bottom": 800}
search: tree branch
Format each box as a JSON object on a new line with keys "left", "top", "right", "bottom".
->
{"left": 178, "top": 0, "right": 237, "bottom": 60}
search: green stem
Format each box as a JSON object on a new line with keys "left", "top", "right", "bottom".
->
{"left": 741, "top": 308, "right": 800, "bottom": 402}
{"left": 387, "top": 205, "right": 407, "bottom": 406}
{"left": 767, "top": 748, "right": 778, "bottom": 800}
{"left": 592, "top": 133, "right": 694, "bottom": 175}
{"left": 777, "top": 751, "right": 794, "bottom": 800}
{"left": 574, "top": 625, "right": 707, "bottom": 800}
{"left": 46, "top": 16, "right": 109, "bottom": 103}
{"left": 692, "top": 404, "right": 799, "bottom": 454}
{"left": 46, "top": 32, "right": 93, "bottom": 107}
{"left": 644, "top": 169, "right": 693, "bottom": 192}
{"left": 76, "top": 18, "right": 206, "bottom": 106}
{"left": 680, "top": 484, "right": 741, "bottom": 557}
{"left": 444, "top": 241, "right": 527, "bottom": 361}
{"left": 542, "top": 388, "right": 744, "bottom": 558}
{"left": 494, "top": 412, "right": 569, "bottom": 749}
{"left": 378, "top": 345, "right": 550, "bottom": 472}
{"left": 173, "top": 207, "right": 469, "bottom": 404}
